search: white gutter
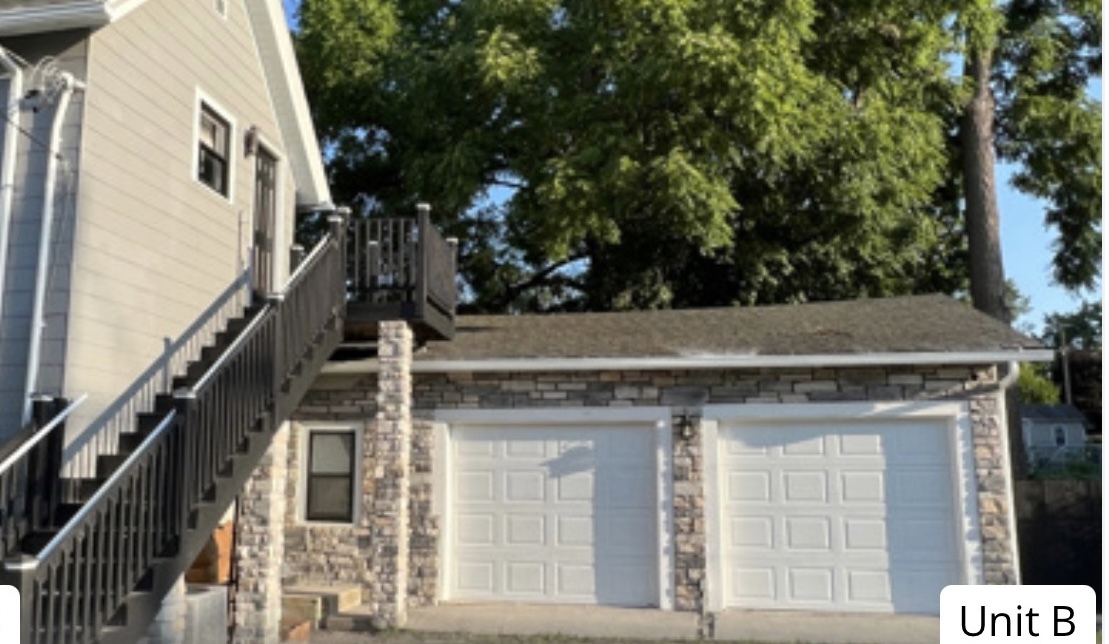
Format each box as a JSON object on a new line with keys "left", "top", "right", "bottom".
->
{"left": 322, "top": 349, "right": 1056, "bottom": 375}
{"left": 22, "top": 73, "right": 83, "bottom": 424}
{"left": 995, "top": 360, "right": 1022, "bottom": 584}
{"left": 0, "top": 47, "right": 22, "bottom": 351}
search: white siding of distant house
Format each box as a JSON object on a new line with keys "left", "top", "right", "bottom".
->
{"left": 57, "top": 0, "right": 296, "bottom": 471}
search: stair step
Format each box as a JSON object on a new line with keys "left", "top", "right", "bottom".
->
{"left": 61, "top": 477, "right": 103, "bottom": 504}
{"left": 284, "top": 585, "right": 362, "bottom": 616}
{"left": 320, "top": 605, "right": 375, "bottom": 633}
{"left": 96, "top": 453, "right": 129, "bottom": 479}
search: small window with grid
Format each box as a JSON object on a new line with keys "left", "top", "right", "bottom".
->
{"left": 305, "top": 431, "right": 356, "bottom": 522}
{"left": 197, "top": 104, "right": 230, "bottom": 196}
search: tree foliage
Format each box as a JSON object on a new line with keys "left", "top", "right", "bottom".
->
{"left": 1018, "top": 362, "right": 1060, "bottom": 404}
{"left": 294, "top": 0, "right": 1100, "bottom": 313}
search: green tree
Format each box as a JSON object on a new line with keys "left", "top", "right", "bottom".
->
{"left": 297, "top": 0, "right": 964, "bottom": 312}
{"left": 294, "top": 0, "right": 1099, "bottom": 314}
{"left": 1018, "top": 363, "right": 1060, "bottom": 403}
{"left": 958, "top": 0, "right": 1101, "bottom": 322}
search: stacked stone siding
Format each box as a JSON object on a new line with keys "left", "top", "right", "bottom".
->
{"left": 289, "top": 363, "right": 1014, "bottom": 613}
{"left": 234, "top": 424, "right": 289, "bottom": 644}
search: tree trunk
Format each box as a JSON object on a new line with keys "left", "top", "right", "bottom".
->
{"left": 961, "top": 49, "right": 1010, "bottom": 323}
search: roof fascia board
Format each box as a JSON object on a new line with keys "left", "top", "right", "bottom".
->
{"left": 323, "top": 349, "right": 1056, "bottom": 375}
{"left": 245, "top": 0, "right": 333, "bottom": 211}
{"left": 0, "top": 2, "right": 110, "bottom": 36}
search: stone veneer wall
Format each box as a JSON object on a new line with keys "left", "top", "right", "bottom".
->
{"left": 290, "top": 363, "right": 1016, "bottom": 614}
{"left": 233, "top": 424, "right": 289, "bottom": 644}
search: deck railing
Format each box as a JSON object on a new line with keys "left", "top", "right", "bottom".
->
{"left": 348, "top": 203, "right": 457, "bottom": 328}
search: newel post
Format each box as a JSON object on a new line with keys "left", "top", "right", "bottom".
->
{"left": 415, "top": 203, "right": 430, "bottom": 319}
{"left": 1, "top": 555, "right": 37, "bottom": 644}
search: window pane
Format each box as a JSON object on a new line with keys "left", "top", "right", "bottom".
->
{"left": 310, "top": 432, "right": 353, "bottom": 475}
{"left": 307, "top": 476, "right": 352, "bottom": 521}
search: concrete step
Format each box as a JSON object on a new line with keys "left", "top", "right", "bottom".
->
{"left": 320, "top": 604, "right": 375, "bottom": 632}
{"left": 283, "top": 585, "right": 362, "bottom": 626}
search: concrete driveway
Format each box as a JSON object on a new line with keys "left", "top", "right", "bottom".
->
{"left": 310, "top": 603, "right": 940, "bottom": 644}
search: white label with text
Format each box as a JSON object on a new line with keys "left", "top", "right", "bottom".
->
{"left": 0, "top": 585, "right": 18, "bottom": 642}
{"left": 941, "top": 585, "right": 1096, "bottom": 642}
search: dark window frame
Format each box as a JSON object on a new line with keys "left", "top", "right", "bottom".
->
{"left": 197, "top": 104, "right": 230, "bottom": 197}
{"left": 305, "top": 430, "right": 356, "bottom": 523}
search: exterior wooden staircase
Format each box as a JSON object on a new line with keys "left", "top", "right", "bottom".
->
{"left": 0, "top": 216, "right": 350, "bottom": 643}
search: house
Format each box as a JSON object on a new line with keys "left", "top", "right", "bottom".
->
{"left": 273, "top": 294, "right": 1052, "bottom": 631}
{"left": 0, "top": 1, "right": 377, "bottom": 642}
{"left": 1020, "top": 403, "right": 1091, "bottom": 471}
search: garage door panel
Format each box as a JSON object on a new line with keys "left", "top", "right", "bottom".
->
{"left": 505, "top": 470, "right": 546, "bottom": 502}
{"left": 451, "top": 425, "right": 657, "bottom": 606}
{"left": 720, "top": 420, "right": 961, "bottom": 614}
{"left": 458, "top": 513, "right": 496, "bottom": 545}
{"left": 457, "top": 471, "right": 494, "bottom": 501}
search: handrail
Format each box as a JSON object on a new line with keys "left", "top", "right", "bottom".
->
{"left": 283, "top": 220, "right": 338, "bottom": 293}
{"left": 187, "top": 231, "right": 338, "bottom": 395}
{"left": 63, "top": 269, "right": 252, "bottom": 476}
{"left": 0, "top": 394, "right": 87, "bottom": 476}
{"left": 22, "top": 410, "right": 178, "bottom": 567}
{"left": 186, "top": 304, "right": 277, "bottom": 395}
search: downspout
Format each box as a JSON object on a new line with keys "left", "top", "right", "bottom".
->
{"left": 995, "top": 360, "right": 1022, "bottom": 584}
{"left": 22, "top": 72, "right": 83, "bottom": 424}
{"left": 0, "top": 47, "right": 23, "bottom": 351}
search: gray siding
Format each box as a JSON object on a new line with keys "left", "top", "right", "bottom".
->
{"left": 58, "top": 0, "right": 296, "bottom": 470}
{"left": 0, "top": 30, "right": 87, "bottom": 440}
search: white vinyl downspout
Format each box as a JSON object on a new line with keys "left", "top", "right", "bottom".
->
{"left": 0, "top": 47, "right": 23, "bottom": 351}
{"left": 22, "top": 73, "right": 82, "bottom": 425}
{"left": 996, "top": 360, "right": 1022, "bottom": 584}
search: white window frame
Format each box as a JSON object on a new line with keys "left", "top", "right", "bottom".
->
{"left": 432, "top": 407, "right": 676, "bottom": 610}
{"left": 193, "top": 88, "right": 236, "bottom": 204}
{"left": 298, "top": 423, "right": 362, "bottom": 526}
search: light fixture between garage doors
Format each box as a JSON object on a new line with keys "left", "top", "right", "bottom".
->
{"left": 676, "top": 410, "right": 700, "bottom": 439}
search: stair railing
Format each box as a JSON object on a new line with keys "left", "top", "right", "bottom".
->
{"left": 64, "top": 270, "right": 253, "bottom": 478}
{"left": 0, "top": 395, "right": 86, "bottom": 562}
{"left": 1, "top": 217, "right": 347, "bottom": 644}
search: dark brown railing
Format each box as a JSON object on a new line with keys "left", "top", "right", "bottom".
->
{"left": 349, "top": 203, "right": 457, "bottom": 325}
{"left": 0, "top": 397, "right": 83, "bottom": 562}
{"left": 0, "top": 217, "right": 347, "bottom": 644}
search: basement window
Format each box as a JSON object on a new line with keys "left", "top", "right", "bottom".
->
{"left": 197, "top": 103, "right": 231, "bottom": 197}
{"left": 305, "top": 430, "right": 356, "bottom": 522}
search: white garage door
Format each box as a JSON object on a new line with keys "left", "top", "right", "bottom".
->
{"left": 719, "top": 420, "right": 962, "bottom": 614}
{"left": 450, "top": 425, "right": 657, "bottom": 606}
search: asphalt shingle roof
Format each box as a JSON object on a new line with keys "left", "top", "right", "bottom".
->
{"left": 1021, "top": 404, "right": 1087, "bottom": 424}
{"left": 414, "top": 294, "right": 1043, "bottom": 362}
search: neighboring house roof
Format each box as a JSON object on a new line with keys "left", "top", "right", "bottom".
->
{"left": 328, "top": 294, "right": 1054, "bottom": 373}
{"left": 1021, "top": 404, "right": 1088, "bottom": 425}
{"left": 0, "top": 0, "right": 332, "bottom": 211}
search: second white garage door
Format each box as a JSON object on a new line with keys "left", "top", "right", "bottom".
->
{"left": 449, "top": 424, "right": 658, "bottom": 606}
{"left": 717, "top": 419, "right": 965, "bottom": 614}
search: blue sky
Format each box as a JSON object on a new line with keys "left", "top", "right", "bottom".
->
{"left": 283, "top": 2, "right": 1100, "bottom": 331}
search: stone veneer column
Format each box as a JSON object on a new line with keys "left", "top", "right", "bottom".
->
{"left": 672, "top": 415, "right": 706, "bottom": 614}
{"left": 369, "top": 320, "right": 413, "bottom": 628}
{"left": 232, "top": 423, "right": 289, "bottom": 644}
{"left": 970, "top": 396, "right": 1018, "bottom": 583}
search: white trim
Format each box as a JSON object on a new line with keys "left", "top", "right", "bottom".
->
{"left": 655, "top": 417, "right": 676, "bottom": 611}
{"left": 701, "top": 418, "right": 724, "bottom": 613}
{"left": 193, "top": 88, "right": 237, "bottom": 205}
{"left": 432, "top": 422, "right": 452, "bottom": 601}
{"left": 323, "top": 350, "right": 1055, "bottom": 375}
{"left": 704, "top": 401, "right": 984, "bottom": 611}
{"left": 433, "top": 406, "right": 675, "bottom": 609}
{"left": 296, "top": 422, "right": 363, "bottom": 527}
{"left": 0, "top": 0, "right": 147, "bottom": 36}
